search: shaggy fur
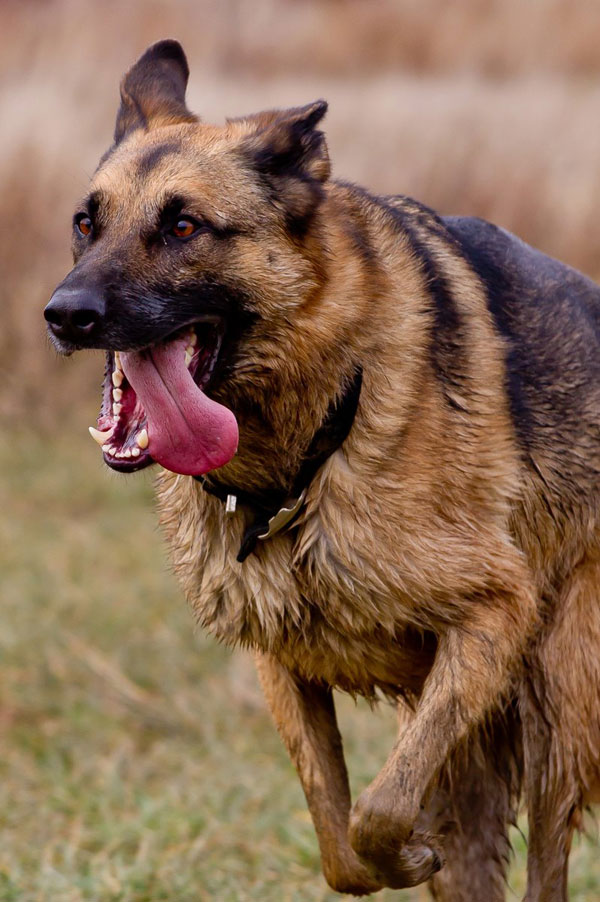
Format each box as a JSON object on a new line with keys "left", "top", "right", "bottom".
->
{"left": 46, "top": 41, "right": 600, "bottom": 900}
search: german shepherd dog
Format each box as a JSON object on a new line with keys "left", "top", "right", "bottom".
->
{"left": 45, "top": 41, "right": 600, "bottom": 900}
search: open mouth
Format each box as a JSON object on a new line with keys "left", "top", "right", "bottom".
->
{"left": 89, "top": 319, "right": 239, "bottom": 476}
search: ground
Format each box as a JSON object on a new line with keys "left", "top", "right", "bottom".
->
{"left": 1, "top": 428, "right": 598, "bottom": 901}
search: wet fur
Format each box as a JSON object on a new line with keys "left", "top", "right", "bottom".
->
{"left": 52, "top": 41, "right": 600, "bottom": 900}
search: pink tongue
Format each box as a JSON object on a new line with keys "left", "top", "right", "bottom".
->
{"left": 120, "top": 340, "right": 238, "bottom": 476}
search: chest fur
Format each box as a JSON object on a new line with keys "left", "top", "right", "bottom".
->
{"left": 154, "top": 453, "right": 515, "bottom": 696}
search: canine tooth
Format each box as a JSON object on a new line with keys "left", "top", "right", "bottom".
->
{"left": 132, "top": 447, "right": 141, "bottom": 457}
{"left": 112, "top": 403, "right": 122, "bottom": 416}
{"left": 136, "top": 428, "right": 149, "bottom": 450}
{"left": 112, "top": 388, "right": 123, "bottom": 402}
{"left": 185, "top": 350, "right": 193, "bottom": 367}
{"left": 112, "top": 370, "right": 123, "bottom": 388}
{"left": 114, "top": 351, "right": 122, "bottom": 371}
{"left": 189, "top": 333, "right": 197, "bottom": 347}
{"left": 89, "top": 425, "right": 113, "bottom": 446}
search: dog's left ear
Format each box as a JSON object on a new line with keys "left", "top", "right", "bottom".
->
{"left": 241, "top": 100, "right": 330, "bottom": 182}
{"left": 239, "top": 101, "right": 330, "bottom": 224}
{"left": 114, "top": 39, "right": 197, "bottom": 144}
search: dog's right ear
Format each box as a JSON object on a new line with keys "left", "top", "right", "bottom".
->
{"left": 114, "top": 39, "right": 197, "bottom": 144}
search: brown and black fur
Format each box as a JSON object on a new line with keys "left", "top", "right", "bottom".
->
{"left": 46, "top": 41, "right": 600, "bottom": 900}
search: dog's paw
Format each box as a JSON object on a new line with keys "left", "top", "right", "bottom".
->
{"left": 324, "top": 869, "right": 383, "bottom": 897}
{"left": 353, "top": 831, "right": 444, "bottom": 890}
{"left": 348, "top": 792, "right": 444, "bottom": 889}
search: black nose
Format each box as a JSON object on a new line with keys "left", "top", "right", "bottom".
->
{"left": 44, "top": 287, "right": 106, "bottom": 344}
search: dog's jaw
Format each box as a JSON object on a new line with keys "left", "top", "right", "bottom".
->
{"left": 89, "top": 319, "right": 238, "bottom": 475}
{"left": 89, "top": 347, "right": 151, "bottom": 470}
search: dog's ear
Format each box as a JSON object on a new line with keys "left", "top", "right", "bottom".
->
{"left": 239, "top": 101, "right": 330, "bottom": 227}
{"left": 240, "top": 100, "right": 330, "bottom": 183}
{"left": 114, "top": 40, "right": 197, "bottom": 144}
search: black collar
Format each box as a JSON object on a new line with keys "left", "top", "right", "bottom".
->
{"left": 194, "top": 366, "right": 363, "bottom": 562}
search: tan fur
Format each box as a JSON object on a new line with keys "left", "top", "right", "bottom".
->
{"left": 148, "top": 154, "right": 596, "bottom": 897}
{"left": 53, "top": 42, "right": 600, "bottom": 899}
{"left": 151, "top": 178, "right": 540, "bottom": 893}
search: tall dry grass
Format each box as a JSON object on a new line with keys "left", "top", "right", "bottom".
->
{"left": 3, "top": 0, "right": 600, "bottom": 425}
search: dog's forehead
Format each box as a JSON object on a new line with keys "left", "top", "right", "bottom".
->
{"left": 89, "top": 123, "right": 258, "bottom": 220}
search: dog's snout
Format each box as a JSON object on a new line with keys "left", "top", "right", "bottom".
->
{"left": 44, "top": 287, "right": 106, "bottom": 344}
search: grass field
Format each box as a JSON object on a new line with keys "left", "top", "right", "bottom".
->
{"left": 1, "top": 427, "right": 598, "bottom": 901}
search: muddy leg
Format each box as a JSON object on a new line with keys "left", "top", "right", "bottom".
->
{"left": 348, "top": 579, "right": 536, "bottom": 889}
{"left": 520, "top": 686, "right": 579, "bottom": 902}
{"left": 425, "top": 704, "right": 521, "bottom": 902}
{"left": 254, "top": 652, "right": 381, "bottom": 896}
{"left": 520, "top": 555, "right": 600, "bottom": 902}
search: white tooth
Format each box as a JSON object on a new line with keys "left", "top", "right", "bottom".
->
{"left": 136, "top": 428, "right": 149, "bottom": 450}
{"left": 112, "top": 370, "right": 123, "bottom": 388}
{"left": 114, "top": 351, "right": 122, "bottom": 371}
{"left": 185, "top": 351, "right": 193, "bottom": 367}
{"left": 89, "top": 425, "right": 113, "bottom": 446}
{"left": 189, "top": 332, "right": 197, "bottom": 347}
{"left": 112, "top": 388, "right": 123, "bottom": 402}
{"left": 102, "top": 444, "right": 111, "bottom": 453}
{"left": 124, "top": 449, "right": 132, "bottom": 458}
{"left": 132, "top": 447, "right": 141, "bottom": 457}
{"left": 112, "top": 403, "right": 122, "bottom": 416}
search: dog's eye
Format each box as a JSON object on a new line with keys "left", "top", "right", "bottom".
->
{"left": 75, "top": 214, "right": 93, "bottom": 238}
{"left": 170, "top": 217, "right": 199, "bottom": 240}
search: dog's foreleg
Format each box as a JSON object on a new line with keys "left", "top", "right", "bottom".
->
{"left": 254, "top": 652, "right": 382, "bottom": 896}
{"left": 348, "top": 576, "right": 537, "bottom": 890}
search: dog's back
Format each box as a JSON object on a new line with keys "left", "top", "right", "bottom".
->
{"left": 446, "top": 215, "right": 600, "bottom": 482}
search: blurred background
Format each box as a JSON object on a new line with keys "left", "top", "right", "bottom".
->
{"left": 1, "top": 1, "right": 600, "bottom": 899}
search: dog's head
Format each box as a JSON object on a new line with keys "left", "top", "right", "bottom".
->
{"left": 45, "top": 40, "right": 330, "bottom": 477}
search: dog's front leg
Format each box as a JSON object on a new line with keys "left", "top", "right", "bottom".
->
{"left": 348, "top": 579, "right": 537, "bottom": 890}
{"left": 254, "top": 652, "right": 382, "bottom": 896}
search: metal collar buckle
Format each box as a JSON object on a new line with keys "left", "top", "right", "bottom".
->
{"left": 257, "top": 489, "right": 307, "bottom": 541}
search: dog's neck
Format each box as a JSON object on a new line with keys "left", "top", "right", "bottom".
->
{"left": 197, "top": 365, "right": 363, "bottom": 561}
{"left": 207, "top": 191, "right": 377, "bottom": 499}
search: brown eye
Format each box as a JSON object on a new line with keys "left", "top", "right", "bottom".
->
{"left": 170, "top": 217, "right": 198, "bottom": 240}
{"left": 75, "top": 215, "right": 92, "bottom": 237}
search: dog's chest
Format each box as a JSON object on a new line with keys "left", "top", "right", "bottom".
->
{"left": 155, "top": 472, "right": 429, "bottom": 695}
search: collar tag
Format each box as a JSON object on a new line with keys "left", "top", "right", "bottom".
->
{"left": 225, "top": 494, "right": 237, "bottom": 515}
{"left": 258, "top": 489, "right": 307, "bottom": 541}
